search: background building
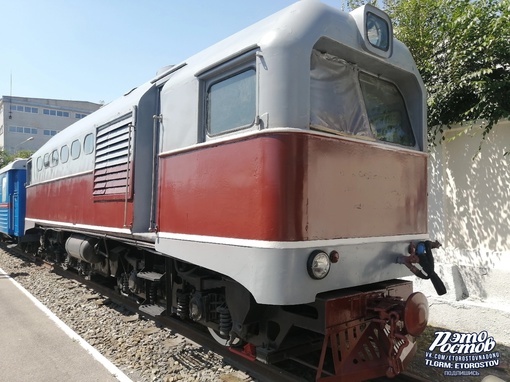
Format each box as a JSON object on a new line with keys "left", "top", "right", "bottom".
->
{"left": 0, "top": 96, "right": 102, "bottom": 154}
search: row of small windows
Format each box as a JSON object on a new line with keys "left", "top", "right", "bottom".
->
{"left": 8, "top": 126, "right": 39, "bottom": 135}
{"left": 43, "top": 109, "right": 70, "bottom": 117}
{"left": 6, "top": 126, "right": 57, "bottom": 136}
{"left": 10, "top": 105, "right": 38, "bottom": 113}
{"left": 35, "top": 133, "right": 94, "bottom": 171}
{"left": 10, "top": 104, "right": 88, "bottom": 119}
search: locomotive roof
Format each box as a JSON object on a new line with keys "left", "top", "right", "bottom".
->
{"left": 153, "top": 1, "right": 417, "bottom": 83}
{"left": 31, "top": 81, "right": 153, "bottom": 158}
{"left": 32, "top": 0, "right": 420, "bottom": 159}
{"left": 0, "top": 158, "right": 27, "bottom": 174}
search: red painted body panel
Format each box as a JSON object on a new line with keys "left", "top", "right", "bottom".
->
{"left": 26, "top": 132, "right": 426, "bottom": 240}
{"left": 157, "top": 132, "right": 427, "bottom": 241}
{"left": 26, "top": 173, "right": 134, "bottom": 229}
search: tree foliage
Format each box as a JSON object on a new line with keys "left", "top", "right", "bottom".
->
{"left": 0, "top": 149, "right": 15, "bottom": 168}
{"left": 390, "top": 0, "right": 510, "bottom": 148}
{"left": 15, "top": 150, "right": 33, "bottom": 159}
{"left": 0, "top": 149, "right": 33, "bottom": 168}
{"left": 348, "top": 0, "right": 510, "bottom": 150}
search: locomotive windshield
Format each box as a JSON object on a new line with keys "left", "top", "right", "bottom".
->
{"left": 310, "top": 50, "right": 415, "bottom": 147}
{"left": 310, "top": 52, "right": 370, "bottom": 137}
{"left": 359, "top": 73, "right": 415, "bottom": 146}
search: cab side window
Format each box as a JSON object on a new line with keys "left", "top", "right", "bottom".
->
{"left": 206, "top": 69, "right": 256, "bottom": 136}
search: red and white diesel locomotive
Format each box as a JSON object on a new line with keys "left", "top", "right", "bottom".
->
{"left": 25, "top": 2, "right": 430, "bottom": 380}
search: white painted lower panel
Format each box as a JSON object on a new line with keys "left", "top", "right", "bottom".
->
{"left": 24, "top": 218, "right": 157, "bottom": 244}
{"left": 155, "top": 233, "right": 428, "bottom": 305}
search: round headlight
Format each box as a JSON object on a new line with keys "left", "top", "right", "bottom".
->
{"left": 307, "top": 250, "right": 331, "bottom": 280}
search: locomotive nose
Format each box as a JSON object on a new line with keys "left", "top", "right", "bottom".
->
{"left": 403, "top": 292, "right": 429, "bottom": 336}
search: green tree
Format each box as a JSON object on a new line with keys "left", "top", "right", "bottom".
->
{"left": 343, "top": 0, "right": 378, "bottom": 10}
{"left": 0, "top": 149, "right": 32, "bottom": 168}
{"left": 385, "top": 0, "right": 510, "bottom": 152}
{"left": 0, "top": 149, "right": 15, "bottom": 168}
{"left": 14, "top": 150, "right": 33, "bottom": 159}
{"left": 346, "top": 0, "right": 510, "bottom": 153}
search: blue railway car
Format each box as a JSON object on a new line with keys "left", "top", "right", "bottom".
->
{"left": 0, "top": 159, "right": 27, "bottom": 239}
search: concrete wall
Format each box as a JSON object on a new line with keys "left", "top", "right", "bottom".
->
{"left": 419, "top": 120, "right": 510, "bottom": 344}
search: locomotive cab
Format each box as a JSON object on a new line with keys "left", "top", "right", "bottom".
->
{"left": 154, "top": 3, "right": 429, "bottom": 379}
{"left": 155, "top": 1, "right": 427, "bottom": 301}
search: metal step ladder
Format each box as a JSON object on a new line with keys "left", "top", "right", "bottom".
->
{"left": 139, "top": 304, "right": 166, "bottom": 316}
{"left": 137, "top": 271, "right": 164, "bottom": 282}
{"left": 137, "top": 270, "right": 166, "bottom": 317}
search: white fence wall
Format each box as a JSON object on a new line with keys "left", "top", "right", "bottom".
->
{"left": 420, "top": 120, "right": 510, "bottom": 343}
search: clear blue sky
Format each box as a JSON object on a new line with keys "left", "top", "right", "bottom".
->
{"left": 2, "top": 0, "right": 341, "bottom": 105}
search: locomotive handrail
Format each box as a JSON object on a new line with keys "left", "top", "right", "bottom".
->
{"left": 149, "top": 114, "right": 162, "bottom": 232}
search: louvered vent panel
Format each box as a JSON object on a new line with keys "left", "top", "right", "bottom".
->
{"left": 93, "top": 122, "right": 132, "bottom": 196}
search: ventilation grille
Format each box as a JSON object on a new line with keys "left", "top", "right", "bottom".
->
{"left": 93, "top": 119, "right": 133, "bottom": 196}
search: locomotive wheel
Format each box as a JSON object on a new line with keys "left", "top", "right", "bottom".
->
{"left": 207, "top": 327, "right": 241, "bottom": 346}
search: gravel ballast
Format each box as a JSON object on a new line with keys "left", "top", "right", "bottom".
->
{"left": 0, "top": 247, "right": 254, "bottom": 382}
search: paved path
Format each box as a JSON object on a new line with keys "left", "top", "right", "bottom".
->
{"left": 0, "top": 268, "right": 131, "bottom": 382}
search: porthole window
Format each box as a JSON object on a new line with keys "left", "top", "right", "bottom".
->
{"left": 71, "top": 139, "right": 81, "bottom": 160}
{"left": 60, "top": 145, "right": 69, "bottom": 163}
{"left": 51, "top": 149, "right": 59, "bottom": 167}
{"left": 37, "top": 156, "right": 43, "bottom": 171}
{"left": 43, "top": 153, "right": 50, "bottom": 168}
{"left": 84, "top": 133, "right": 94, "bottom": 155}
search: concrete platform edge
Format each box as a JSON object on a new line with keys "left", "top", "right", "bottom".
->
{"left": 0, "top": 267, "right": 132, "bottom": 382}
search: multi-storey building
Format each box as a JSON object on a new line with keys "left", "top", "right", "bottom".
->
{"left": 0, "top": 96, "right": 102, "bottom": 154}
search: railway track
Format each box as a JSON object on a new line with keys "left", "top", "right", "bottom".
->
{"left": 52, "top": 263, "right": 430, "bottom": 382}
{"left": 5, "top": 245, "right": 428, "bottom": 382}
{"left": 48, "top": 259, "right": 306, "bottom": 382}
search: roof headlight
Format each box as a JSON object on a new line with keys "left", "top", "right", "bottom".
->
{"left": 350, "top": 4, "right": 393, "bottom": 58}
{"left": 307, "top": 250, "right": 331, "bottom": 280}
{"left": 366, "top": 12, "right": 389, "bottom": 51}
